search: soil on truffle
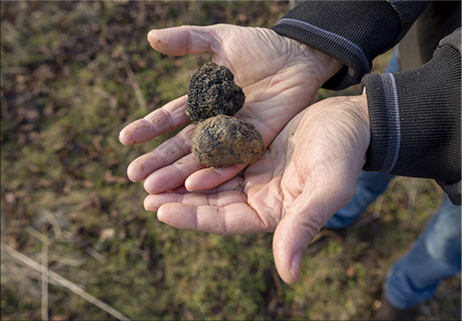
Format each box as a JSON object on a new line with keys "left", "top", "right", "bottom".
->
{"left": 192, "top": 115, "right": 265, "bottom": 167}
{"left": 186, "top": 62, "right": 246, "bottom": 121}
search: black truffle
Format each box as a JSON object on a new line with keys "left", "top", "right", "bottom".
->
{"left": 192, "top": 115, "right": 265, "bottom": 167}
{"left": 186, "top": 62, "right": 246, "bottom": 121}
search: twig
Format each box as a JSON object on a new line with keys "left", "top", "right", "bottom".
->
{"left": 306, "top": 238, "right": 330, "bottom": 255}
{"left": 25, "top": 225, "right": 51, "bottom": 319}
{"left": 85, "top": 247, "right": 105, "bottom": 262}
{"left": 2, "top": 259, "right": 62, "bottom": 287}
{"left": 25, "top": 226, "right": 51, "bottom": 245}
{"left": 124, "top": 61, "right": 148, "bottom": 113}
{"left": 2, "top": 260, "right": 42, "bottom": 297}
{"left": 271, "top": 268, "right": 283, "bottom": 301}
{"left": 1, "top": 243, "right": 131, "bottom": 321}
{"left": 41, "top": 210, "right": 63, "bottom": 240}
{"left": 351, "top": 212, "right": 381, "bottom": 228}
{"left": 289, "top": 0, "right": 297, "bottom": 10}
{"left": 42, "top": 242, "right": 49, "bottom": 321}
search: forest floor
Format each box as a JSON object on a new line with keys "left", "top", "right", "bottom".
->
{"left": 1, "top": 2, "right": 460, "bottom": 320}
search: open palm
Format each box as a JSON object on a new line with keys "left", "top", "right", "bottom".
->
{"left": 144, "top": 95, "right": 371, "bottom": 284}
{"left": 119, "top": 24, "right": 342, "bottom": 193}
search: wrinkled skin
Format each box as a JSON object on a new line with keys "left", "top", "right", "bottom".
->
{"left": 143, "top": 95, "right": 370, "bottom": 284}
{"left": 119, "top": 24, "right": 370, "bottom": 284}
{"left": 119, "top": 24, "right": 343, "bottom": 190}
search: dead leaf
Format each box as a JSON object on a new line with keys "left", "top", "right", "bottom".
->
{"left": 51, "top": 313, "right": 71, "bottom": 321}
{"left": 104, "top": 170, "right": 129, "bottom": 184}
{"left": 99, "top": 228, "right": 115, "bottom": 242}
{"left": 347, "top": 265, "right": 356, "bottom": 278}
{"left": 5, "top": 192, "right": 16, "bottom": 205}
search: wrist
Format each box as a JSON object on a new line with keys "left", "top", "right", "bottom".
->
{"left": 352, "top": 93, "right": 370, "bottom": 136}
{"left": 347, "top": 94, "right": 371, "bottom": 162}
{"left": 273, "top": 30, "right": 344, "bottom": 90}
{"left": 309, "top": 47, "right": 344, "bottom": 89}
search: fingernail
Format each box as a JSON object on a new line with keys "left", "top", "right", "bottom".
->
{"left": 143, "top": 197, "right": 151, "bottom": 212}
{"left": 184, "top": 177, "right": 194, "bottom": 192}
{"left": 147, "top": 29, "right": 157, "bottom": 42}
{"left": 290, "top": 250, "right": 302, "bottom": 283}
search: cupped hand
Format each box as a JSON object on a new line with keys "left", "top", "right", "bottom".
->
{"left": 119, "top": 24, "right": 343, "bottom": 193}
{"left": 144, "top": 95, "right": 371, "bottom": 284}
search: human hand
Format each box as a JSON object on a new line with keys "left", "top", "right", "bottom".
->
{"left": 119, "top": 24, "right": 343, "bottom": 193}
{"left": 144, "top": 94, "right": 370, "bottom": 284}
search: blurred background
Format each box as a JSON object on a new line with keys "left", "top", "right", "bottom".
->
{"left": 1, "top": 1, "right": 460, "bottom": 320}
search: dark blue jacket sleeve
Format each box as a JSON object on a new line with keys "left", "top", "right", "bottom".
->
{"left": 271, "top": 1, "right": 429, "bottom": 89}
{"left": 362, "top": 29, "right": 461, "bottom": 204}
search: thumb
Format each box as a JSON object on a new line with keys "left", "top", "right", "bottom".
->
{"left": 147, "top": 25, "right": 219, "bottom": 56}
{"left": 272, "top": 184, "right": 354, "bottom": 284}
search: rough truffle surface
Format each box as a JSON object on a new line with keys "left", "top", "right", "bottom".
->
{"left": 192, "top": 115, "right": 265, "bottom": 167}
{"left": 186, "top": 62, "right": 246, "bottom": 121}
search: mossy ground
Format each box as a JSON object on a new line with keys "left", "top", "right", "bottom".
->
{"left": 1, "top": 2, "right": 460, "bottom": 320}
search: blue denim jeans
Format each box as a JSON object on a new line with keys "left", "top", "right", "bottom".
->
{"left": 386, "top": 194, "right": 461, "bottom": 309}
{"left": 324, "top": 47, "right": 462, "bottom": 310}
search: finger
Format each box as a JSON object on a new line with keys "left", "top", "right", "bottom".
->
{"left": 147, "top": 25, "right": 218, "bottom": 56}
{"left": 119, "top": 95, "right": 190, "bottom": 145}
{"left": 272, "top": 184, "right": 354, "bottom": 284}
{"left": 144, "top": 189, "right": 247, "bottom": 212}
{"left": 184, "top": 146, "right": 277, "bottom": 191}
{"left": 127, "top": 124, "right": 196, "bottom": 182}
{"left": 156, "top": 202, "right": 272, "bottom": 235}
{"left": 185, "top": 164, "right": 246, "bottom": 191}
{"left": 144, "top": 153, "right": 204, "bottom": 194}
{"left": 170, "top": 176, "right": 245, "bottom": 194}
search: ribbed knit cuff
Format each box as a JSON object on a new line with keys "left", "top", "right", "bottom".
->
{"left": 363, "top": 44, "right": 461, "bottom": 184}
{"left": 271, "top": 1, "right": 401, "bottom": 90}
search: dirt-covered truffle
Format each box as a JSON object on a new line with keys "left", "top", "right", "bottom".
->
{"left": 186, "top": 62, "right": 246, "bottom": 121}
{"left": 192, "top": 115, "right": 265, "bottom": 167}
